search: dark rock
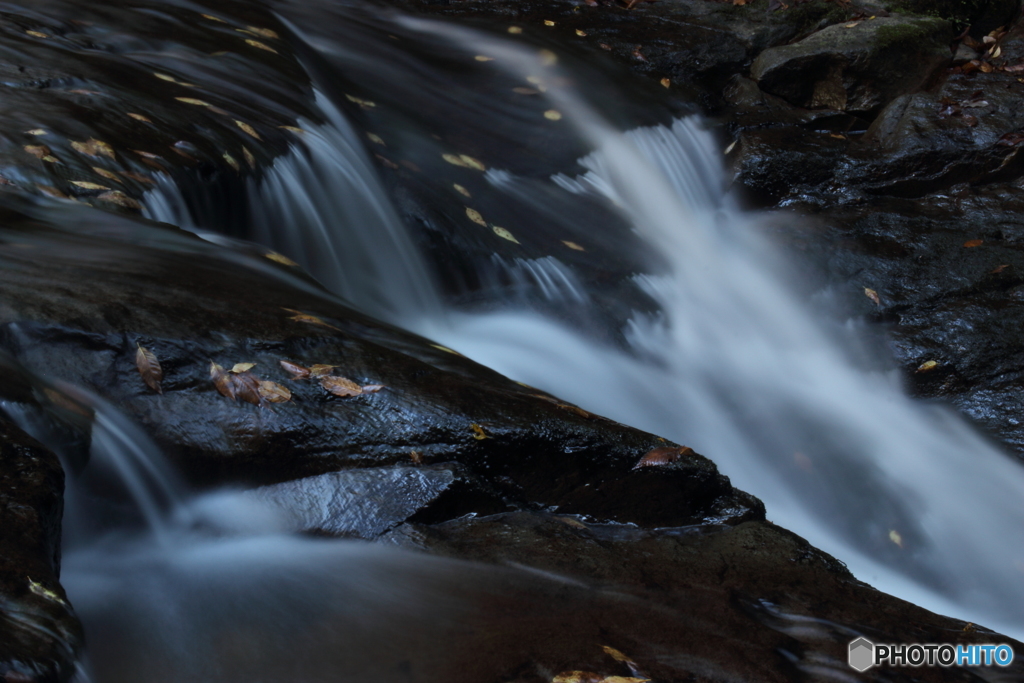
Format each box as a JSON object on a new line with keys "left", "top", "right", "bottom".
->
{"left": 0, "top": 419, "right": 82, "bottom": 683}
{"left": 751, "top": 16, "right": 952, "bottom": 114}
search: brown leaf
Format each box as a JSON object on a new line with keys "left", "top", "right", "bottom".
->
{"left": 175, "top": 97, "right": 210, "bottom": 106}
{"left": 222, "top": 152, "right": 240, "bottom": 171}
{"left": 243, "top": 147, "right": 256, "bottom": 168}
{"left": 210, "top": 362, "right": 236, "bottom": 399}
{"left": 232, "top": 371, "right": 264, "bottom": 405}
{"left": 470, "top": 423, "right": 489, "bottom": 440}
{"left": 71, "top": 181, "right": 109, "bottom": 191}
{"left": 282, "top": 308, "right": 341, "bottom": 331}
{"left": 92, "top": 167, "right": 122, "bottom": 184}
{"left": 864, "top": 287, "right": 881, "bottom": 305}
{"left": 279, "top": 359, "right": 310, "bottom": 379}
{"left": 963, "top": 239, "right": 984, "bottom": 247}
{"left": 71, "top": 139, "right": 115, "bottom": 159}
{"left": 466, "top": 207, "right": 487, "bottom": 226}
{"left": 321, "top": 375, "right": 363, "bottom": 397}
{"left": 552, "top": 672, "right": 602, "bottom": 683}
{"left": 633, "top": 445, "right": 695, "bottom": 469}
{"left": 231, "top": 362, "right": 256, "bottom": 373}
{"left": 493, "top": 226, "right": 520, "bottom": 243}
{"left": 601, "top": 646, "right": 634, "bottom": 663}
{"left": 409, "top": 450, "right": 423, "bottom": 465}
{"left": 135, "top": 345, "right": 163, "bottom": 393}
{"left": 24, "top": 145, "right": 49, "bottom": 159}
{"left": 258, "top": 380, "right": 291, "bottom": 402}
{"left": 562, "top": 240, "right": 585, "bottom": 251}
{"left": 119, "top": 171, "right": 156, "bottom": 185}
{"left": 96, "top": 191, "right": 142, "bottom": 210}
{"left": 309, "top": 364, "right": 337, "bottom": 378}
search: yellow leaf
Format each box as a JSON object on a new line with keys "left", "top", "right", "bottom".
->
{"left": 154, "top": 72, "right": 177, "bottom": 82}
{"left": 466, "top": 207, "right": 487, "bottom": 226}
{"left": 562, "top": 240, "right": 585, "bottom": 251}
{"left": 361, "top": 384, "right": 385, "bottom": 393}
{"left": 889, "top": 529, "right": 903, "bottom": 548}
{"left": 26, "top": 129, "right": 47, "bottom": 136}
{"left": 442, "top": 153, "right": 469, "bottom": 167}
{"left": 243, "top": 147, "right": 256, "bottom": 168}
{"left": 453, "top": 183, "right": 470, "bottom": 197}
{"left": 309, "top": 364, "right": 337, "bottom": 378}
{"left": 474, "top": 55, "right": 494, "bottom": 62}
{"left": 279, "top": 125, "right": 305, "bottom": 134}
{"left": 552, "top": 674, "right": 602, "bottom": 683}
{"left": 459, "top": 155, "right": 486, "bottom": 171}
{"left": 24, "top": 145, "right": 49, "bottom": 159}
{"left": 135, "top": 344, "right": 163, "bottom": 394}
{"left": 92, "top": 167, "right": 122, "bottom": 183}
{"left": 430, "top": 344, "right": 463, "bottom": 356}
{"left": 235, "top": 120, "right": 262, "bottom": 140}
{"left": 231, "top": 362, "right": 257, "bottom": 373}
{"left": 265, "top": 251, "right": 297, "bottom": 266}
{"left": 493, "top": 226, "right": 519, "bottom": 243}
{"left": 543, "top": 20, "right": 555, "bottom": 27}
{"left": 27, "top": 579, "right": 66, "bottom": 605}
{"left": 864, "top": 287, "right": 880, "bottom": 305}
{"left": 660, "top": 77, "right": 670, "bottom": 88}
{"left": 128, "top": 112, "right": 152, "bottom": 123}
{"left": 247, "top": 26, "right": 279, "bottom": 39}
{"left": 470, "top": 423, "right": 489, "bottom": 440}
{"left": 367, "top": 133, "right": 385, "bottom": 145}
{"left": 601, "top": 646, "right": 636, "bottom": 664}
{"left": 258, "top": 380, "right": 291, "bottom": 403}
{"left": 71, "top": 181, "right": 110, "bottom": 190}
{"left": 344, "top": 94, "right": 376, "bottom": 108}
{"left": 507, "top": 26, "right": 523, "bottom": 34}
{"left": 576, "top": 29, "right": 588, "bottom": 37}
{"left": 222, "top": 152, "right": 240, "bottom": 171}
{"left": 544, "top": 109, "right": 562, "bottom": 121}
{"left": 26, "top": 30, "right": 49, "bottom": 38}
{"left": 321, "top": 375, "right": 363, "bottom": 397}
{"left": 201, "top": 13, "right": 226, "bottom": 22}
{"left": 246, "top": 39, "right": 278, "bottom": 53}
{"left": 916, "top": 360, "right": 938, "bottom": 373}
{"left": 36, "top": 185, "right": 67, "bottom": 199}
{"left": 42, "top": 155, "right": 59, "bottom": 163}
{"left": 176, "top": 97, "right": 210, "bottom": 106}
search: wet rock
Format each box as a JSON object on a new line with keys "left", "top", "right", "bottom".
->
{"left": 751, "top": 16, "right": 952, "bottom": 114}
{"left": 0, "top": 420, "right": 82, "bottom": 683}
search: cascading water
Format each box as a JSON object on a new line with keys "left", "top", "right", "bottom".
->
{"left": 142, "top": 7, "right": 1024, "bottom": 641}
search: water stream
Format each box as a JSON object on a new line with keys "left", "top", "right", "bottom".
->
{"left": 3, "top": 4, "right": 1023, "bottom": 680}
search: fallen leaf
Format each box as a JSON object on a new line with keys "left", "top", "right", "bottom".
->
{"left": 543, "top": 20, "right": 556, "bottom": 27}
{"left": 176, "top": 97, "right": 210, "bottom": 106}
{"left": 258, "top": 380, "right": 291, "bottom": 403}
{"left": 889, "top": 529, "right": 903, "bottom": 548}
{"left": 309, "top": 364, "right": 336, "bottom": 378}
{"left": 631, "top": 45, "right": 646, "bottom": 61}
{"left": 466, "top": 207, "right": 487, "bottom": 226}
{"left": 222, "top": 152, "right": 240, "bottom": 171}
{"left": 36, "top": 185, "right": 67, "bottom": 199}
{"left": 459, "top": 155, "right": 486, "bottom": 171}
{"left": 27, "top": 579, "right": 66, "bottom": 605}
{"left": 493, "top": 226, "right": 520, "bottom": 243}
{"left": 916, "top": 360, "right": 938, "bottom": 373}
{"left": 119, "top": 171, "right": 156, "bottom": 185}
{"left": 453, "top": 183, "right": 471, "bottom": 197}
{"left": 321, "top": 375, "right": 363, "bottom": 397}
{"left": 562, "top": 240, "right": 585, "bottom": 251}
{"left": 154, "top": 72, "right": 177, "bottom": 82}
{"left": 724, "top": 139, "right": 738, "bottom": 154}
{"left": 71, "top": 181, "right": 110, "bottom": 190}
{"left": 246, "top": 39, "right": 278, "bottom": 54}
{"left": 552, "top": 673, "right": 602, "bottom": 683}
{"left": 42, "top": 155, "right": 59, "bottom": 163}
{"left": 344, "top": 94, "right": 376, "bottom": 108}
{"left": 247, "top": 26, "right": 279, "bottom": 39}
{"left": 360, "top": 384, "right": 385, "bottom": 393}
{"left": 864, "top": 287, "right": 881, "bottom": 305}
{"left": 92, "top": 167, "right": 122, "bottom": 183}
{"left": 367, "top": 133, "right": 385, "bottom": 146}
{"left": 963, "top": 239, "right": 984, "bottom": 247}
{"left": 210, "top": 362, "right": 236, "bottom": 399}
{"left": 576, "top": 29, "right": 588, "bottom": 37}
{"left": 410, "top": 450, "right": 423, "bottom": 464}
{"left": 283, "top": 309, "right": 341, "bottom": 331}
{"left": 990, "top": 45, "right": 1002, "bottom": 59}
{"left": 24, "top": 145, "right": 49, "bottom": 159}
{"left": 232, "top": 371, "right": 264, "bottom": 405}
{"left": 231, "top": 362, "right": 256, "bottom": 373}
{"left": 557, "top": 516, "right": 587, "bottom": 529}
{"left": 243, "top": 147, "right": 256, "bottom": 168}
{"left": 430, "top": 344, "right": 463, "bottom": 356}
{"left": 992, "top": 264, "right": 1009, "bottom": 274}
{"left": 280, "top": 125, "right": 306, "bottom": 134}
{"left": 25, "top": 129, "right": 47, "bottom": 136}
{"left": 660, "top": 77, "right": 670, "bottom": 88}
{"left": 265, "top": 251, "right": 297, "bottom": 266}
{"left": 135, "top": 345, "right": 163, "bottom": 393}
{"left": 508, "top": 26, "right": 523, "bottom": 34}
{"left": 72, "top": 139, "right": 115, "bottom": 159}
{"left": 979, "top": 61, "right": 994, "bottom": 73}
{"left": 201, "top": 14, "right": 226, "bottom": 22}
{"left": 962, "top": 622, "right": 978, "bottom": 634}
{"left": 633, "top": 445, "right": 695, "bottom": 469}
{"left": 470, "top": 423, "right": 489, "bottom": 440}
{"left": 540, "top": 49, "right": 558, "bottom": 66}
{"left": 96, "top": 191, "right": 141, "bottom": 209}
{"left": 474, "top": 55, "right": 494, "bottom": 62}
{"left": 845, "top": 21, "right": 860, "bottom": 28}
{"left": 544, "top": 109, "right": 563, "bottom": 121}
{"left": 235, "top": 120, "right": 262, "bottom": 140}
{"left": 26, "top": 30, "right": 49, "bottom": 38}
{"left": 279, "top": 360, "right": 310, "bottom": 379}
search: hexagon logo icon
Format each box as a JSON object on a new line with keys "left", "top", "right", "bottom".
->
{"left": 849, "top": 637, "right": 875, "bottom": 672}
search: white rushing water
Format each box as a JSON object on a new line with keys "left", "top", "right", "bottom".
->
{"left": 135, "top": 10, "right": 1024, "bottom": 641}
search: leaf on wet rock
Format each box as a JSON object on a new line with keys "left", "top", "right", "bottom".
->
{"left": 430, "top": 343, "right": 463, "bottom": 356}
{"left": 210, "top": 362, "right": 236, "bottom": 400}
{"left": 135, "top": 345, "right": 163, "bottom": 394}
{"left": 258, "top": 381, "right": 291, "bottom": 403}
{"left": 309, "top": 364, "right": 337, "bottom": 378}
{"left": 201, "top": 13, "right": 226, "bottom": 22}
{"left": 544, "top": 109, "right": 563, "bottom": 121}
{"left": 344, "top": 94, "right": 376, "bottom": 108}
{"left": 247, "top": 26, "right": 279, "bottom": 39}
{"left": 492, "top": 226, "right": 519, "bottom": 243}
{"left": 360, "top": 384, "right": 385, "bottom": 393}
{"left": 366, "top": 133, "right": 385, "bottom": 146}
{"left": 562, "top": 240, "right": 585, "bottom": 251}
{"left": 154, "top": 73, "right": 178, "bottom": 82}
{"left": 235, "top": 120, "right": 262, "bottom": 140}
{"left": 24, "top": 145, "right": 50, "bottom": 159}
{"left": 863, "top": 287, "right": 881, "bottom": 305}
{"left": 176, "top": 97, "right": 210, "bottom": 106}
{"left": 265, "top": 251, "right": 297, "bottom": 266}
{"left": 283, "top": 308, "right": 341, "bottom": 331}
{"left": 119, "top": 171, "right": 156, "bottom": 185}
{"left": 459, "top": 155, "right": 486, "bottom": 171}
{"left": 280, "top": 359, "right": 311, "bottom": 379}
{"left": 963, "top": 239, "right": 984, "bottom": 247}
{"left": 92, "top": 167, "right": 122, "bottom": 183}
{"left": 916, "top": 360, "right": 938, "bottom": 373}
{"left": 232, "top": 371, "right": 264, "bottom": 405}
{"left": 443, "top": 153, "right": 469, "bottom": 167}
{"left": 222, "top": 152, "right": 240, "bottom": 171}
{"left": 231, "top": 362, "right": 256, "bottom": 373}
{"left": 26, "top": 129, "right": 47, "bottom": 136}
{"left": 660, "top": 77, "right": 670, "bottom": 88}
{"left": 243, "top": 147, "right": 256, "bottom": 168}
{"left": 72, "top": 139, "right": 115, "bottom": 159}
{"left": 97, "top": 191, "right": 141, "bottom": 210}
{"left": 633, "top": 446, "right": 695, "bottom": 469}
{"left": 246, "top": 39, "right": 278, "bottom": 54}
{"left": 26, "top": 30, "right": 50, "bottom": 38}
{"left": 280, "top": 126, "right": 306, "bottom": 134}
{"left": 321, "top": 375, "right": 363, "bottom": 397}
{"left": 601, "top": 646, "right": 636, "bottom": 665}
{"left": 466, "top": 207, "right": 487, "bottom": 226}
{"left": 470, "top": 423, "right": 489, "bottom": 440}
{"left": 453, "top": 183, "right": 470, "bottom": 197}
{"left": 71, "top": 181, "right": 110, "bottom": 191}
{"left": 552, "top": 672, "right": 602, "bottom": 683}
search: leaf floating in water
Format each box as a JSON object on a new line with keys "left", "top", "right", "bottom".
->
{"left": 442, "top": 153, "right": 468, "bottom": 168}
{"left": 493, "top": 226, "right": 520, "bottom": 244}
{"left": 92, "top": 167, "right": 122, "bottom": 183}
{"left": 280, "top": 360, "right": 310, "bottom": 379}
{"left": 453, "top": 183, "right": 470, "bottom": 197}
{"left": 235, "top": 120, "right": 262, "bottom": 140}
{"left": 265, "top": 251, "right": 297, "bottom": 266}
{"left": 863, "top": 287, "right": 881, "bottom": 305}
{"left": 97, "top": 191, "right": 141, "bottom": 209}
{"left": 72, "top": 139, "right": 115, "bottom": 159}
{"left": 552, "top": 672, "right": 602, "bottom": 683}
{"left": 321, "top": 376, "right": 363, "bottom": 397}
{"left": 231, "top": 362, "right": 256, "bottom": 373}
{"left": 258, "top": 380, "right": 291, "bottom": 403}
{"left": 633, "top": 445, "right": 695, "bottom": 469}
{"left": 176, "top": 97, "right": 210, "bottom": 106}
{"left": 246, "top": 39, "right": 278, "bottom": 54}
{"left": 309, "top": 364, "right": 337, "bottom": 378}
{"left": 26, "top": 129, "right": 47, "bottom": 136}
{"left": 889, "top": 529, "right": 903, "bottom": 548}
{"left": 210, "top": 362, "right": 236, "bottom": 400}
{"left": 562, "top": 240, "right": 585, "bottom": 251}
{"left": 222, "top": 152, "right": 240, "bottom": 171}
{"left": 409, "top": 450, "right": 423, "bottom": 464}
{"left": 544, "top": 109, "right": 563, "bottom": 121}
{"left": 71, "top": 181, "right": 110, "bottom": 190}
{"left": 963, "top": 239, "right": 984, "bottom": 247}
{"left": 470, "top": 423, "right": 489, "bottom": 440}
{"left": 916, "top": 360, "right": 938, "bottom": 373}
{"left": 465, "top": 207, "right": 487, "bottom": 226}
{"left": 135, "top": 345, "right": 163, "bottom": 394}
